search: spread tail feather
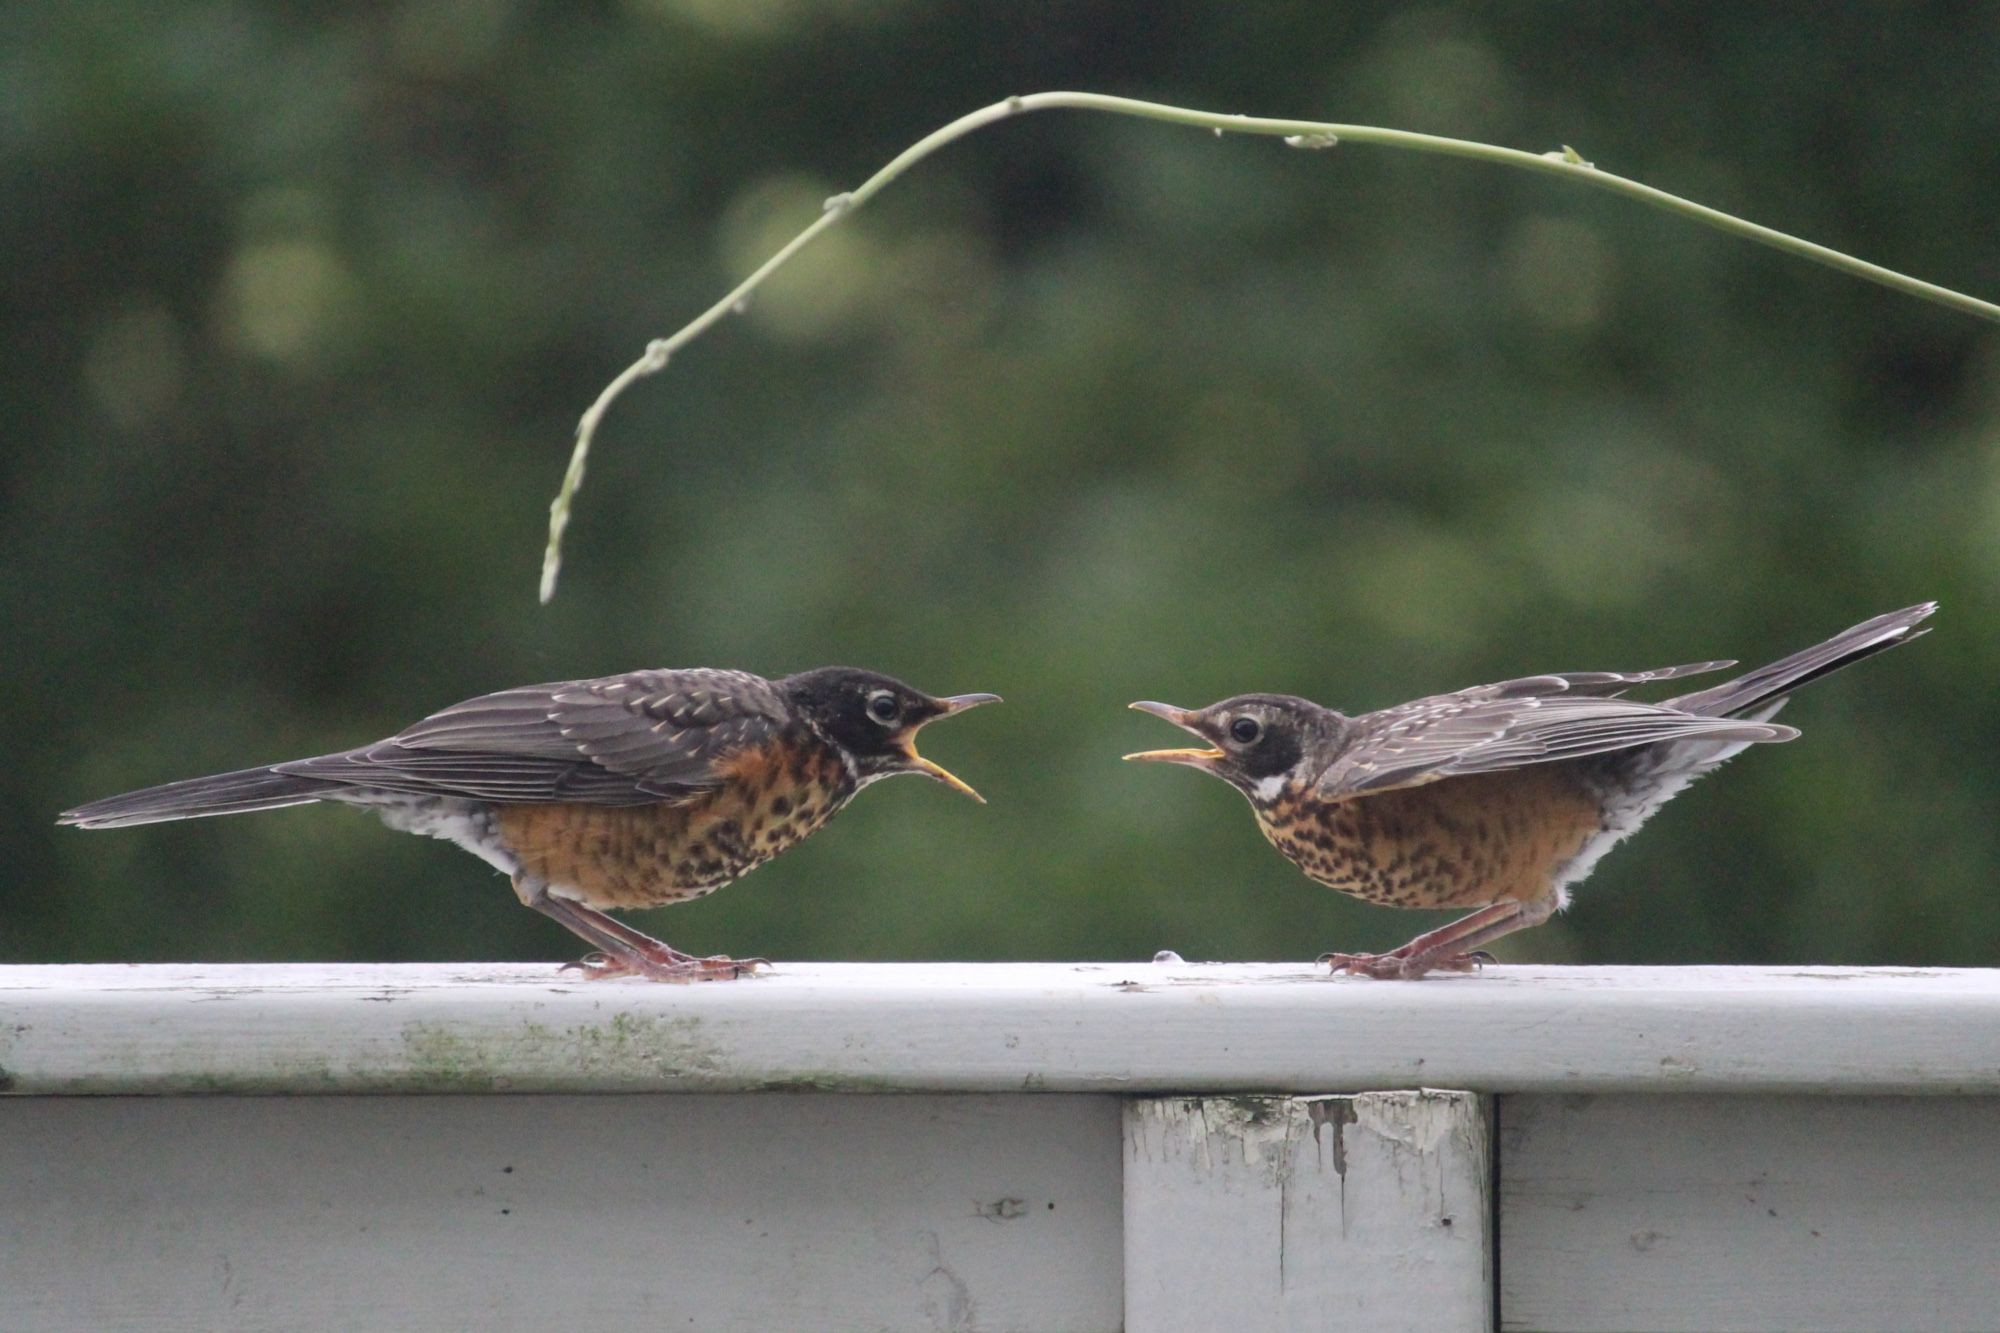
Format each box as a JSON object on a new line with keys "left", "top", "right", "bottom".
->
{"left": 58, "top": 766, "right": 333, "bottom": 829}
{"left": 1666, "top": 602, "right": 1936, "bottom": 719}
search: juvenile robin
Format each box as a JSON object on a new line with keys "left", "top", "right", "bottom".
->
{"left": 61, "top": 666, "right": 999, "bottom": 980}
{"left": 1126, "top": 603, "right": 1934, "bottom": 978}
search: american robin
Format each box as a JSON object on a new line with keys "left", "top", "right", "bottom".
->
{"left": 1125, "top": 603, "right": 1934, "bottom": 979}
{"left": 61, "top": 667, "right": 999, "bottom": 980}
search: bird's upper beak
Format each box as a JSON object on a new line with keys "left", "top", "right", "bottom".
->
{"left": 936, "top": 693, "right": 1004, "bottom": 716}
{"left": 902, "top": 693, "right": 1002, "bottom": 802}
{"left": 1123, "top": 701, "right": 1223, "bottom": 768}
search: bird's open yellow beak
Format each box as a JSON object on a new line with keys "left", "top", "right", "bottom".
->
{"left": 903, "top": 693, "right": 1001, "bottom": 802}
{"left": 1123, "top": 701, "right": 1223, "bottom": 766}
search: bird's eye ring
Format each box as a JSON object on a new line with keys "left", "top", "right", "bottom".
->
{"left": 1229, "top": 716, "right": 1262, "bottom": 745}
{"left": 866, "top": 691, "right": 901, "bottom": 725}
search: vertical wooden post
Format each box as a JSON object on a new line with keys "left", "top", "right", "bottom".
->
{"left": 1123, "top": 1090, "right": 1492, "bottom": 1333}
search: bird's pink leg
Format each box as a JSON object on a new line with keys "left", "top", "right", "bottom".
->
{"left": 1320, "top": 897, "right": 1554, "bottom": 980}
{"left": 522, "top": 881, "right": 768, "bottom": 982}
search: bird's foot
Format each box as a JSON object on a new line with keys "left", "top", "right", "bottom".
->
{"left": 562, "top": 950, "right": 771, "bottom": 983}
{"left": 1317, "top": 948, "right": 1492, "bottom": 980}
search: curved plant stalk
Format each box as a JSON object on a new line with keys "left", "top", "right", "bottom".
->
{"left": 540, "top": 90, "right": 2000, "bottom": 602}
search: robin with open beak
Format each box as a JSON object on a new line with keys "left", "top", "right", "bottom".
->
{"left": 1127, "top": 604, "right": 1933, "bottom": 978}
{"left": 62, "top": 666, "right": 1000, "bottom": 980}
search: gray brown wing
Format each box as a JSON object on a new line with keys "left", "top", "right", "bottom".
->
{"left": 1317, "top": 683, "right": 1792, "bottom": 798}
{"left": 274, "top": 668, "right": 790, "bottom": 805}
{"left": 1472, "top": 660, "right": 1735, "bottom": 700}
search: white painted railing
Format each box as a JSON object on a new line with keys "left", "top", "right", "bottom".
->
{"left": 4, "top": 963, "right": 1998, "bottom": 1331}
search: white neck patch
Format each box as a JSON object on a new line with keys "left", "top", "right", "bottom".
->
{"left": 1251, "top": 774, "right": 1288, "bottom": 802}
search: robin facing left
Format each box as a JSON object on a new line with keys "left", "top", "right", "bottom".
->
{"left": 61, "top": 666, "right": 999, "bottom": 980}
{"left": 1126, "top": 603, "right": 1933, "bottom": 978}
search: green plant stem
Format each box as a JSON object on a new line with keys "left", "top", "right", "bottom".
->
{"left": 540, "top": 90, "right": 2000, "bottom": 602}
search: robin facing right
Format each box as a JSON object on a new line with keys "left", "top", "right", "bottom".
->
{"left": 61, "top": 666, "right": 999, "bottom": 980}
{"left": 1126, "top": 603, "right": 1934, "bottom": 978}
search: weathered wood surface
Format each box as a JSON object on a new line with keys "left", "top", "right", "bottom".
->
{"left": 1500, "top": 1093, "right": 2000, "bottom": 1332}
{"left": 3, "top": 962, "right": 1998, "bottom": 1095}
{"left": 0, "top": 1092, "right": 1124, "bottom": 1333}
{"left": 1124, "top": 1091, "right": 1491, "bottom": 1332}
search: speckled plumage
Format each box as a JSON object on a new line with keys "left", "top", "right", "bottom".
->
{"left": 1255, "top": 763, "right": 1606, "bottom": 911}
{"left": 492, "top": 731, "right": 856, "bottom": 910}
{"left": 1128, "top": 603, "right": 1935, "bottom": 978}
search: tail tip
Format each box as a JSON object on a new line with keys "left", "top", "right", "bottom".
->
{"left": 1875, "top": 601, "right": 1938, "bottom": 647}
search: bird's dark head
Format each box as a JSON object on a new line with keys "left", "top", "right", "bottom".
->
{"left": 783, "top": 667, "right": 1001, "bottom": 801}
{"left": 1123, "top": 694, "right": 1326, "bottom": 802}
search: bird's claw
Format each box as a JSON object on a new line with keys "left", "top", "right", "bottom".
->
{"left": 562, "top": 950, "right": 770, "bottom": 982}
{"left": 1317, "top": 948, "right": 1489, "bottom": 980}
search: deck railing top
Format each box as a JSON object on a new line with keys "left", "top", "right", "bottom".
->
{"left": 3, "top": 961, "right": 1995, "bottom": 1097}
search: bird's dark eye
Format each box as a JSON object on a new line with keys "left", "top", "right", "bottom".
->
{"left": 1229, "top": 716, "right": 1263, "bottom": 745}
{"left": 866, "top": 691, "right": 901, "bottom": 724}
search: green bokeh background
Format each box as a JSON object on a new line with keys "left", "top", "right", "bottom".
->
{"left": 5, "top": 3, "right": 1996, "bottom": 970}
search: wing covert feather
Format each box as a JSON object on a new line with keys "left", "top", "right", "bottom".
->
{"left": 1317, "top": 685, "right": 1792, "bottom": 797}
{"left": 276, "top": 669, "right": 791, "bottom": 804}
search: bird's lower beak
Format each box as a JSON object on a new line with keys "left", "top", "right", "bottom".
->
{"left": 903, "top": 693, "right": 1002, "bottom": 802}
{"left": 1123, "top": 701, "right": 1223, "bottom": 767}
{"left": 903, "top": 753, "right": 986, "bottom": 802}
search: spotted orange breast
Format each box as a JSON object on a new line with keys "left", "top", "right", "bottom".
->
{"left": 1255, "top": 764, "right": 1603, "bottom": 910}
{"left": 494, "top": 740, "right": 854, "bottom": 910}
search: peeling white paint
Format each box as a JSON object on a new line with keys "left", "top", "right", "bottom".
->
{"left": 1126, "top": 1092, "right": 1492, "bottom": 1332}
{"left": 1352, "top": 1089, "right": 1463, "bottom": 1155}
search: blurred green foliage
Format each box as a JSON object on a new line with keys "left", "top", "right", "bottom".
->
{"left": 4, "top": 3, "right": 1996, "bottom": 970}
